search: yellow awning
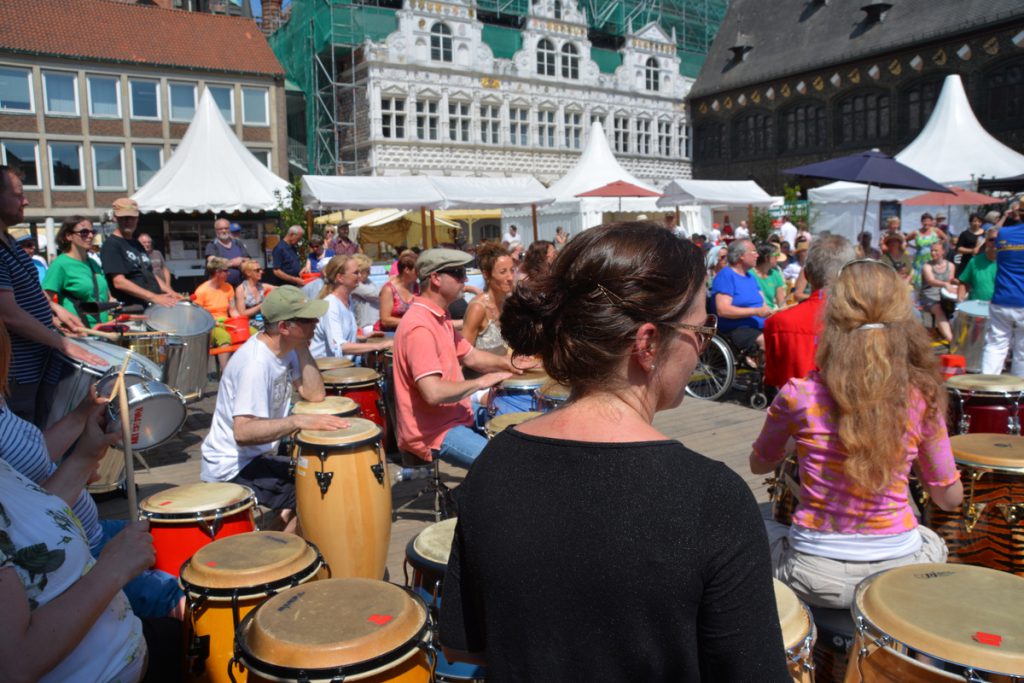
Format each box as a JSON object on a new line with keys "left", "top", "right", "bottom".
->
{"left": 314, "top": 209, "right": 375, "bottom": 225}
{"left": 434, "top": 209, "right": 502, "bottom": 221}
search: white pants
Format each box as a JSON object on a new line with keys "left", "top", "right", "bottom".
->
{"left": 981, "top": 303, "right": 1024, "bottom": 376}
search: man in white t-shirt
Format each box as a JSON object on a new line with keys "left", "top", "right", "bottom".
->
{"left": 501, "top": 224, "right": 522, "bottom": 250}
{"left": 734, "top": 220, "right": 750, "bottom": 240}
{"left": 200, "top": 286, "right": 349, "bottom": 531}
{"left": 779, "top": 215, "right": 798, "bottom": 247}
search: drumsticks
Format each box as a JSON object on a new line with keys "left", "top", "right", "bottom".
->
{"left": 105, "top": 351, "right": 134, "bottom": 402}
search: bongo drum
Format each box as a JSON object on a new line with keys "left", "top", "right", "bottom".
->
{"left": 535, "top": 381, "right": 570, "bottom": 412}
{"left": 774, "top": 580, "right": 815, "bottom": 682}
{"left": 291, "top": 396, "right": 359, "bottom": 418}
{"left": 924, "top": 434, "right": 1024, "bottom": 576}
{"left": 139, "top": 482, "right": 257, "bottom": 575}
{"left": 848, "top": 563, "right": 1024, "bottom": 682}
{"left": 294, "top": 419, "right": 390, "bottom": 580}
{"left": 321, "top": 367, "right": 387, "bottom": 437}
{"left": 808, "top": 605, "right": 854, "bottom": 683}
{"left": 770, "top": 456, "right": 801, "bottom": 526}
{"left": 315, "top": 356, "right": 355, "bottom": 371}
{"left": 484, "top": 411, "right": 541, "bottom": 439}
{"left": 404, "top": 518, "right": 486, "bottom": 682}
{"left": 945, "top": 374, "right": 1024, "bottom": 435}
{"left": 486, "top": 369, "right": 549, "bottom": 416}
{"left": 233, "top": 578, "right": 433, "bottom": 683}
{"left": 179, "top": 532, "right": 323, "bottom": 683}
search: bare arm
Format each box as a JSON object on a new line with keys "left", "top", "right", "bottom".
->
{"left": 273, "top": 269, "right": 305, "bottom": 287}
{"left": 341, "top": 339, "right": 393, "bottom": 356}
{"left": 462, "top": 347, "right": 519, "bottom": 374}
{"left": 0, "top": 291, "right": 104, "bottom": 365}
{"left": 416, "top": 371, "right": 510, "bottom": 406}
{"left": 294, "top": 344, "right": 325, "bottom": 402}
{"left": 111, "top": 274, "right": 177, "bottom": 306}
{"left": 378, "top": 282, "right": 401, "bottom": 330}
{"left": 928, "top": 479, "right": 964, "bottom": 512}
{"left": 233, "top": 412, "right": 349, "bottom": 446}
{"left": 714, "top": 292, "right": 771, "bottom": 320}
{"left": 773, "top": 284, "right": 786, "bottom": 309}
{"left": 461, "top": 300, "right": 487, "bottom": 347}
{"left": 792, "top": 270, "right": 810, "bottom": 303}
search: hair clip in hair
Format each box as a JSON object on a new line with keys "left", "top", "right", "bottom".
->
{"left": 857, "top": 323, "right": 886, "bottom": 330}
{"left": 595, "top": 283, "right": 624, "bottom": 306}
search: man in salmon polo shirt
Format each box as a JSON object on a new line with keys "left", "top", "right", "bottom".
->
{"left": 392, "top": 248, "right": 521, "bottom": 467}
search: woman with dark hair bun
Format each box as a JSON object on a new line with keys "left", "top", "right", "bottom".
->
{"left": 440, "top": 222, "right": 789, "bottom": 681}
{"left": 518, "top": 239, "right": 556, "bottom": 283}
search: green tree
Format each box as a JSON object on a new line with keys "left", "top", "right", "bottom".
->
{"left": 273, "top": 177, "right": 306, "bottom": 235}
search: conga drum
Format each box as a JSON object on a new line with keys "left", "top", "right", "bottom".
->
{"left": 924, "top": 433, "right": 1024, "bottom": 576}
{"left": 484, "top": 411, "right": 541, "bottom": 439}
{"left": 233, "top": 578, "right": 433, "bottom": 683}
{"left": 405, "top": 518, "right": 487, "bottom": 681}
{"left": 848, "top": 563, "right": 1024, "bottom": 682}
{"left": 293, "top": 419, "right": 390, "bottom": 579}
{"left": 291, "top": 396, "right": 359, "bottom": 419}
{"left": 139, "top": 482, "right": 257, "bottom": 575}
{"left": 179, "top": 532, "right": 323, "bottom": 683}
{"left": 770, "top": 456, "right": 801, "bottom": 526}
{"left": 486, "top": 369, "right": 550, "bottom": 416}
{"left": 535, "top": 380, "right": 570, "bottom": 412}
{"left": 321, "top": 367, "right": 387, "bottom": 437}
{"left": 945, "top": 374, "right": 1024, "bottom": 435}
{"left": 773, "top": 579, "right": 815, "bottom": 683}
{"left": 315, "top": 356, "right": 354, "bottom": 371}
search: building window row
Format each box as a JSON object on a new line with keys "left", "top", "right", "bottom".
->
{"left": 0, "top": 66, "right": 267, "bottom": 125}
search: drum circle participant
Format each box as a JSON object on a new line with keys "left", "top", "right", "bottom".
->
{"left": 42, "top": 215, "right": 114, "bottom": 328}
{"left": 310, "top": 254, "right": 392, "bottom": 362}
{"left": 750, "top": 258, "right": 965, "bottom": 610}
{"left": 440, "top": 222, "right": 790, "bottom": 680}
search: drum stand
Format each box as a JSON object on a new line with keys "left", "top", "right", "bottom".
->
{"left": 393, "top": 457, "right": 451, "bottom": 522}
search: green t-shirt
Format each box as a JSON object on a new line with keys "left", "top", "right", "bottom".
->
{"left": 958, "top": 253, "right": 997, "bottom": 302}
{"left": 42, "top": 253, "right": 111, "bottom": 327}
{"left": 754, "top": 268, "right": 786, "bottom": 310}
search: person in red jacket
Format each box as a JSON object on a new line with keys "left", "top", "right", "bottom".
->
{"left": 764, "top": 234, "right": 855, "bottom": 389}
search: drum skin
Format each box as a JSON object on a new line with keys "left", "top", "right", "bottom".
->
{"left": 322, "top": 368, "right": 388, "bottom": 444}
{"left": 294, "top": 420, "right": 390, "bottom": 580}
{"left": 773, "top": 580, "right": 815, "bottom": 683}
{"left": 923, "top": 434, "right": 1024, "bottom": 576}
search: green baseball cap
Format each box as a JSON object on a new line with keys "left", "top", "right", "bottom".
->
{"left": 261, "top": 285, "right": 328, "bottom": 323}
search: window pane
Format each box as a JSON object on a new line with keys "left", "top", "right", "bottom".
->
{"left": 209, "top": 85, "right": 234, "bottom": 122}
{"left": 50, "top": 143, "right": 82, "bottom": 187}
{"left": 134, "top": 146, "right": 162, "bottom": 186}
{"left": 44, "top": 72, "right": 77, "bottom": 115}
{"left": 88, "top": 76, "right": 119, "bottom": 117}
{"left": 248, "top": 148, "right": 271, "bottom": 168}
{"left": 169, "top": 83, "right": 196, "bottom": 121}
{"left": 0, "top": 68, "right": 32, "bottom": 112}
{"left": 131, "top": 80, "right": 159, "bottom": 118}
{"left": 2, "top": 140, "right": 39, "bottom": 187}
{"left": 93, "top": 145, "right": 124, "bottom": 189}
{"left": 242, "top": 87, "right": 268, "bottom": 125}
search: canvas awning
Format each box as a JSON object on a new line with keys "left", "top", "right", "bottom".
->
{"left": 302, "top": 175, "right": 553, "bottom": 211}
{"left": 657, "top": 179, "right": 774, "bottom": 208}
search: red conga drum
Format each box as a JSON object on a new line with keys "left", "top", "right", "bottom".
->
{"left": 321, "top": 367, "right": 388, "bottom": 444}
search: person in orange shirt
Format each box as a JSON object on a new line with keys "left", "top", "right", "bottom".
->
{"left": 194, "top": 256, "right": 242, "bottom": 372}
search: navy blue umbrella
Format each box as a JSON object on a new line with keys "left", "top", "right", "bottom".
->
{"left": 785, "top": 150, "right": 954, "bottom": 231}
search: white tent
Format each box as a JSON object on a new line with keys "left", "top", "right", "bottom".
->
{"left": 657, "top": 179, "right": 777, "bottom": 238}
{"left": 301, "top": 175, "right": 553, "bottom": 211}
{"left": 427, "top": 176, "right": 554, "bottom": 209}
{"left": 133, "top": 90, "right": 289, "bottom": 213}
{"left": 809, "top": 75, "right": 1024, "bottom": 239}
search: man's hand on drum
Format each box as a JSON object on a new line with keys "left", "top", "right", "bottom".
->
{"left": 60, "top": 336, "right": 107, "bottom": 366}
{"left": 477, "top": 372, "right": 513, "bottom": 389}
{"left": 72, "top": 384, "right": 109, "bottom": 423}
{"left": 96, "top": 520, "right": 156, "bottom": 585}
{"left": 292, "top": 413, "right": 351, "bottom": 432}
{"left": 152, "top": 293, "right": 181, "bottom": 307}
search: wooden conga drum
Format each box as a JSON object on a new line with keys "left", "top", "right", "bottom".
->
{"left": 291, "top": 395, "right": 359, "bottom": 419}
{"left": 315, "top": 356, "right": 354, "bottom": 371}
{"left": 774, "top": 579, "right": 816, "bottom": 682}
{"left": 293, "top": 419, "right": 390, "bottom": 579}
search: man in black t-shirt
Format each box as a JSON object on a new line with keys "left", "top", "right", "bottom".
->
{"left": 101, "top": 198, "right": 181, "bottom": 308}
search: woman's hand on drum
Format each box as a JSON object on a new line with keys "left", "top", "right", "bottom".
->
{"left": 60, "top": 336, "right": 107, "bottom": 366}
{"left": 96, "top": 521, "right": 156, "bottom": 585}
{"left": 292, "top": 414, "right": 351, "bottom": 432}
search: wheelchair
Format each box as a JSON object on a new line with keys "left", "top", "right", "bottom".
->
{"left": 685, "top": 332, "right": 769, "bottom": 409}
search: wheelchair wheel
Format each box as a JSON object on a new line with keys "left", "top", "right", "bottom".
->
{"left": 686, "top": 335, "right": 735, "bottom": 402}
{"left": 749, "top": 392, "right": 769, "bottom": 410}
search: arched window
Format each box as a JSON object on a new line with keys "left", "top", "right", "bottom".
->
{"left": 645, "top": 57, "right": 660, "bottom": 92}
{"left": 836, "top": 90, "right": 891, "bottom": 147}
{"left": 982, "top": 57, "right": 1024, "bottom": 131}
{"left": 899, "top": 77, "right": 943, "bottom": 139}
{"left": 731, "top": 110, "right": 774, "bottom": 159}
{"left": 780, "top": 102, "right": 827, "bottom": 154}
{"left": 537, "top": 39, "right": 556, "bottom": 76}
{"left": 430, "top": 23, "right": 452, "bottom": 63}
{"left": 561, "top": 43, "right": 579, "bottom": 80}
{"left": 694, "top": 121, "right": 723, "bottom": 161}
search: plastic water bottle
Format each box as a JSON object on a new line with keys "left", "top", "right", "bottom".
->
{"left": 254, "top": 313, "right": 264, "bottom": 330}
{"left": 400, "top": 467, "right": 432, "bottom": 482}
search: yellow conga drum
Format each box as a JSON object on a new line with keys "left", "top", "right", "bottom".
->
{"left": 291, "top": 395, "right": 360, "bottom": 419}
{"left": 294, "top": 419, "right": 390, "bottom": 579}
{"left": 484, "top": 411, "right": 542, "bottom": 439}
{"left": 774, "top": 579, "right": 816, "bottom": 682}
{"left": 234, "top": 578, "right": 432, "bottom": 682}
{"left": 179, "top": 531, "right": 323, "bottom": 683}
{"left": 315, "top": 356, "right": 354, "bottom": 371}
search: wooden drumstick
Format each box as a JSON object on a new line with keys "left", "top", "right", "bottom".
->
{"left": 113, "top": 350, "right": 138, "bottom": 516}
{"left": 105, "top": 352, "right": 133, "bottom": 402}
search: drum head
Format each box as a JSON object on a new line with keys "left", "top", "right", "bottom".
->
{"left": 322, "top": 367, "right": 380, "bottom": 386}
{"left": 315, "top": 357, "right": 355, "bottom": 371}
{"left": 854, "top": 563, "right": 1024, "bottom": 674}
{"left": 773, "top": 579, "right": 811, "bottom": 651}
{"left": 412, "top": 518, "right": 458, "bottom": 567}
{"left": 950, "top": 434, "right": 1024, "bottom": 471}
{"left": 240, "top": 578, "right": 427, "bottom": 671}
{"left": 539, "top": 381, "right": 570, "bottom": 401}
{"left": 145, "top": 301, "right": 216, "bottom": 336}
{"left": 946, "top": 373, "right": 1024, "bottom": 393}
{"left": 292, "top": 396, "right": 359, "bottom": 417}
{"left": 501, "top": 369, "right": 549, "bottom": 390}
{"left": 139, "top": 482, "right": 255, "bottom": 519}
{"left": 956, "top": 300, "right": 990, "bottom": 317}
{"left": 486, "top": 411, "right": 541, "bottom": 436}
{"left": 180, "top": 531, "right": 320, "bottom": 594}
{"left": 297, "top": 418, "right": 381, "bottom": 448}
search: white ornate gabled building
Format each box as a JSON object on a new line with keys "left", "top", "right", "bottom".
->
{"left": 317, "top": 0, "right": 694, "bottom": 186}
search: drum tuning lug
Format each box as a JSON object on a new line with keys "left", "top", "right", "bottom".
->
{"left": 187, "top": 635, "right": 210, "bottom": 674}
{"left": 315, "top": 470, "right": 334, "bottom": 495}
{"left": 371, "top": 463, "right": 385, "bottom": 484}
{"left": 996, "top": 503, "right": 1023, "bottom": 525}
{"left": 765, "top": 476, "right": 779, "bottom": 500}
{"left": 964, "top": 503, "right": 985, "bottom": 533}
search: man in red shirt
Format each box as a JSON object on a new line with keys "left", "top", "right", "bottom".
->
{"left": 764, "top": 234, "right": 855, "bottom": 389}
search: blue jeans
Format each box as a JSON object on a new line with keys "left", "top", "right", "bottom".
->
{"left": 433, "top": 425, "right": 488, "bottom": 469}
{"left": 98, "top": 520, "right": 184, "bottom": 619}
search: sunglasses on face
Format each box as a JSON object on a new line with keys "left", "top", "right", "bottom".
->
{"left": 73, "top": 229, "right": 95, "bottom": 237}
{"left": 288, "top": 317, "right": 319, "bottom": 326}
{"left": 672, "top": 314, "right": 718, "bottom": 353}
{"left": 438, "top": 267, "right": 467, "bottom": 280}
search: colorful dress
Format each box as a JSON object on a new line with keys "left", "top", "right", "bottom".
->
{"left": 910, "top": 230, "right": 941, "bottom": 288}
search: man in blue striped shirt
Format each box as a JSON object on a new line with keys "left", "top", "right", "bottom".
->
{"left": 0, "top": 166, "right": 102, "bottom": 424}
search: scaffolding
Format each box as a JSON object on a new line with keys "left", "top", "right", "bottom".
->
{"left": 269, "top": 0, "right": 727, "bottom": 176}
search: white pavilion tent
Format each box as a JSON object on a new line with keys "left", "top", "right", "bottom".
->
{"left": 657, "top": 179, "right": 777, "bottom": 236}
{"left": 132, "top": 90, "right": 289, "bottom": 213}
{"left": 809, "top": 75, "right": 1024, "bottom": 240}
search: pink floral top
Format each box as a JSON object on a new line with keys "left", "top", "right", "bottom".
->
{"left": 752, "top": 372, "right": 960, "bottom": 535}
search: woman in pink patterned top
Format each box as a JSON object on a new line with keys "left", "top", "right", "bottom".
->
{"left": 750, "top": 258, "right": 964, "bottom": 609}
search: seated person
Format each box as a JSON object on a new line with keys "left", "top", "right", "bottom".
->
{"left": 310, "top": 255, "right": 392, "bottom": 361}
{"left": 392, "top": 249, "right": 527, "bottom": 468}
{"left": 711, "top": 239, "right": 772, "bottom": 355}
{"left": 200, "top": 287, "right": 350, "bottom": 532}
{"left": 764, "top": 235, "right": 855, "bottom": 389}
{"left": 194, "top": 257, "right": 255, "bottom": 372}
{"left": 750, "top": 260, "right": 963, "bottom": 609}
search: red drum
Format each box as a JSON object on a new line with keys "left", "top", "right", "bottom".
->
{"left": 139, "top": 482, "right": 257, "bottom": 575}
{"left": 945, "top": 374, "right": 1024, "bottom": 435}
{"left": 321, "top": 367, "right": 387, "bottom": 440}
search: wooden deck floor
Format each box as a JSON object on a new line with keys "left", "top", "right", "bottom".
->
{"left": 98, "top": 384, "right": 771, "bottom": 582}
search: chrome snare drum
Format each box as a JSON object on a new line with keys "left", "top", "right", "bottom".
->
{"left": 951, "top": 300, "right": 990, "bottom": 374}
{"left": 146, "top": 301, "right": 215, "bottom": 403}
{"left": 946, "top": 374, "right": 1024, "bottom": 435}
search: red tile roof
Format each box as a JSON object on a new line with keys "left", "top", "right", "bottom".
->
{"left": 0, "top": 0, "right": 284, "bottom": 77}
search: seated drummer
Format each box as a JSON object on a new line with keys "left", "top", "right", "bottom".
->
{"left": 392, "top": 249, "right": 525, "bottom": 468}
{"left": 309, "top": 254, "right": 392, "bottom": 361}
{"left": 711, "top": 239, "right": 773, "bottom": 356}
{"left": 200, "top": 286, "right": 350, "bottom": 532}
